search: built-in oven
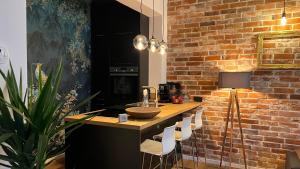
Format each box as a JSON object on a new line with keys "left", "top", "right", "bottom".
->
{"left": 108, "top": 66, "right": 139, "bottom": 106}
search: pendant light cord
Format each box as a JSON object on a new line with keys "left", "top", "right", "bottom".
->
{"left": 162, "top": 0, "right": 165, "bottom": 40}
{"left": 152, "top": 0, "right": 155, "bottom": 36}
{"left": 140, "top": 0, "right": 143, "bottom": 14}
{"left": 283, "top": 0, "right": 286, "bottom": 13}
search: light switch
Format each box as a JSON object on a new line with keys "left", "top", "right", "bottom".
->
{"left": 0, "top": 47, "right": 9, "bottom": 65}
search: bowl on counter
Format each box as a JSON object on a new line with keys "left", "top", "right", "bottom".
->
{"left": 125, "top": 107, "right": 161, "bottom": 119}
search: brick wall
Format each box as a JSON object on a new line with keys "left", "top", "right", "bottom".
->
{"left": 262, "top": 37, "right": 300, "bottom": 64}
{"left": 167, "top": 0, "right": 300, "bottom": 168}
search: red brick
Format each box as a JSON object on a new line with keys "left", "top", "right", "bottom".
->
{"left": 272, "top": 25, "right": 293, "bottom": 31}
{"left": 189, "top": 57, "right": 204, "bottom": 61}
{"left": 243, "top": 21, "right": 261, "bottom": 27}
{"left": 278, "top": 111, "right": 300, "bottom": 117}
{"left": 263, "top": 43, "right": 276, "bottom": 48}
{"left": 294, "top": 24, "right": 300, "bottom": 30}
{"left": 198, "top": 80, "right": 214, "bottom": 85}
{"left": 256, "top": 3, "right": 276, "bottom": 10}
{"left": 263, "top": 20, "right": 276, "bottom": 26}
{"left": 252, "top": 125, "right": 270, "bottom": 130}
{"left": 253, "top": 27, "right": 271, "bottom": 32}
{"left": 264, "top": 137, "right": 284, "bottom": 143}
{"left": 280, "top": 77, "right": 299, "bottom": 82}
{"left": 288, "top": 18, "right": 300, "bottom": 24}
{"left": 263, "top": 142, "right": 281, "bottom": 148}
{"left": 184, "top": 43, "right": 198, "bottom": 47}
{"left": 205, "top": 55, "right": 220, "bottom": 61}
{"left": 274, "top": 88, "right": 294, "bottom": 93}
{"left": 286, "top": 139, "right": 300, "bottom": 145}
{"left": 290, "top": 95, "right": 300, "bottom": 100}
{"left": 183, "top": 0, "right": 196, "bottom": 4}
{"left": 274, "top": 54, "right": 294, "bottom": 59}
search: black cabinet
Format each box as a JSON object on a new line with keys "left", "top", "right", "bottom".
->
{"left": 91, "top": 1, "right": 149, "bottom": 110}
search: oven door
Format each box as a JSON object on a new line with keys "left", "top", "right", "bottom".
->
{"left": 109, "top": 72, "right": 139, "bottom": 105}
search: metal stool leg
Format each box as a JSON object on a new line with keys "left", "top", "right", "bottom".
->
{"left": 180, "top": 142, "right": 184, "bottom": 169}
{"left": 142, "top": 153, "right": 146, "bottom": 169}
{"left": 160, "top": 156, "right": 164, "bottom": 169}
{"left": 149, "top": 155, "right": 153, "bottom": 169}
{"left": 190, "top": 141, "right": 196, "bottom": 169}
{"left": 202, "top": 127, "right": 207, "bottom": 166}
{"left": 165, "top": 154, "right": 169, "bottom": 169}
{"left": 174, "top": 144, "right": 179, "bottom": 169}
{"left": 173, "top": 149, "right": 179, "bottom": 169}
{"left": 193, "top": 131, "right": 199, "bottom": 168}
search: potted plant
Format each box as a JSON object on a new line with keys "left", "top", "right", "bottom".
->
{"left": 0, "top": 61, "right": 98, "bottom": 169}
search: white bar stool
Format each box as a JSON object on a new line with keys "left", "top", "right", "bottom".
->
{"left": 140, "top": 123, "right": 178, "bottom": 169}
{"left": 177, "top": 110, "right": 207, "bottom": 168}
{"left": 154, "top": 116, "right": 193, "bottom": 169}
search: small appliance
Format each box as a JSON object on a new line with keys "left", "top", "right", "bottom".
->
{"left": 158, "top": 82, "right": 182, "bottom": 103}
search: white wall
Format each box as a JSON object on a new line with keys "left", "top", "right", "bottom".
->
{"left": 118, "top": 0, "right": 168, "bottom": 88}
{"left": 0, "top": 0, "right": 27, "bottom": 88}
{"left": 0, "top": 0, "right": 27, "bottom": 168}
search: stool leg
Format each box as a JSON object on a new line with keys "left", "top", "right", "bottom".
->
{"left": 142, "top": 153, "right": 145, "bottom": 169}
{"left": 165, "top": 154, "right": 169, "bottom": 169}
{"left": 190, "top": 141, "right": 196, "bottom": 169}
{"left": 174, "top": 145, "right": 179, "bottom": 169}
{"left": 193, "top": 131, "right": 199, "bottom": 168}
{"left": 149, "top": 155, "right": 153, "bottom": 169}
{"left": 180, "top": 142, "right": 184, "bottom": 169}
{"left": 160, "top": 156, "right": 164, "bottom": 169}
{"left": 202, "top": 127, "right": 207, "bottom": 166}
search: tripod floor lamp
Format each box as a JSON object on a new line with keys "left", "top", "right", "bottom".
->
{"left": 218, "top": 72, "right": 251, "bottom": 169}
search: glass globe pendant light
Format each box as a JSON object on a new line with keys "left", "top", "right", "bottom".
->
{"left": 159, "top": 0, "right": 168, "bottom": 55}
{"left": 159, "top": 40, "right": 168, "bottom": 55}
{"left": 133, "top": 0, "right": 148, "bottom": 50}
{"left": 133, "top": 35, "right": 148, "bottom": 50}
{"left": 149, "top": 36, "right": 159, "bottom": 53}
{"left": 148, "top": 0, "right": 159, "bottom": 53}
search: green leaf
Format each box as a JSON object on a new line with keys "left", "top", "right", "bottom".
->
{"left": 0, "top": 133, "right": 13, "bottom": 143}
{"left": 35, "top": 134, "right": 48, "bottom": 169}
{"left": 0, "top": 162, "right": 12, "bottom": 168}
{"left": 0, "top": 154, "right": 17, "bottom": 164}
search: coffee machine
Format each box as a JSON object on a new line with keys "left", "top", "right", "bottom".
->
{"left": 159, "top": 82, "right": 182, "bottom": 103}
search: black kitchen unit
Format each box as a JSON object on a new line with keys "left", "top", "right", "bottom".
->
{"left": 91, "top": 1, "right": 149, "bottom": 110}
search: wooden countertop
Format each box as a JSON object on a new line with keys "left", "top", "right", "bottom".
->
{"left": 65, "top": 102, "right": 201, "bottom": 130}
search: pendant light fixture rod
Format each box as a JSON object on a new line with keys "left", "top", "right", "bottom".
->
{"left": 283, "top": 0, "right": 286, "bottom": 13}
{"left": 140, "top": 0, "right": 143, "bottom": 14}
{"left": 152, "top": 0, "right": 155, "bottom": 36}
{"left": 162, "top": 0, "right": 165, "bottom": 39}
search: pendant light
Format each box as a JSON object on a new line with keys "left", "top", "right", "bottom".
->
{"left": 133, "top": 0, "right": 148, "bottom": 50}
{"left": 148, "top": 0, "right": 159, "bottom": 53}
{"left": 281, "top": 0, "right": 287, "bottom": 26}
{"left": 159, "top": 0, "right": 168, "bottom": 55}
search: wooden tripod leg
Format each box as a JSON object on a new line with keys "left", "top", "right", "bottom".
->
{"left": 229, "top": 95, "right": 234, "bottom": 169}
{"left": 220, "top": 91, "right": 233, "bottom": 168}
{"left": 235, "top": 93, "right": 247, "bottom": 169}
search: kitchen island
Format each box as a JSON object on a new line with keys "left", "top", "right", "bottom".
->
{"left": 65, "top": 102, "right": 201, "bottom": 169}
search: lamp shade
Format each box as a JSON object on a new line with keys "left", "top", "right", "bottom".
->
{"left": 218, "top": 72, "right": 251, "bottom": 89}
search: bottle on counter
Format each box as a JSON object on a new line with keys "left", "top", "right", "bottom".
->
{"left": 142, "top": 89, "right": 149, "bottom": 107}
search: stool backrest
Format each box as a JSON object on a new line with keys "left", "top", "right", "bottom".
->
{"left": 181, "top": 116, "right": 192, "bottom": 141}
{"left": 162, "top": 123, "right": 177, "bottom": 155}
{"left": 194, "top": 110, "right": 203, "bottom": 130}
